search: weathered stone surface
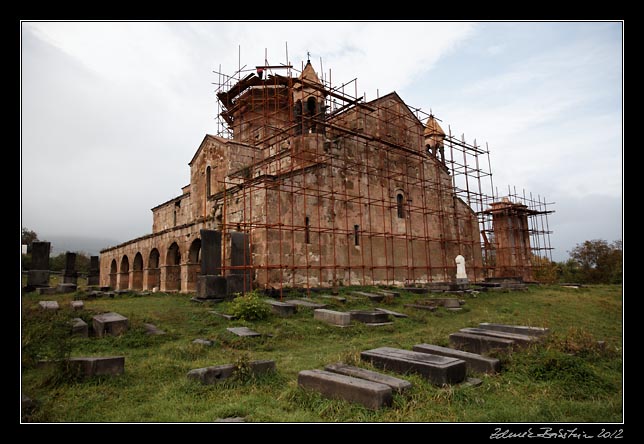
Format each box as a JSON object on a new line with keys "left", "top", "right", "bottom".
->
{"left": 413, "top": 343, "right": 500, "bottom": 374}
{"left": 314, "top": 309, "right": 351, "bottom": 326}
{"left": 319, "top": 295, "right": 346, "bottom": 303}
{"left": 360, "top": 347, "right": 466, "bottom": 385}
{"left": 68, "top": 356, "right": 125, "bottom": 376}
{"left": 200, "top": 230, "right": 222, "bottom": 275}
{"left": 462, "top": 377, "right": 483, "bottom": 387}
{"left": 31, "top": 242, "right": 51, "bottom": 270}
{"left": 429, "top": 298, "right": 461, "bottom": 308}
{"left": 226, "top": 326, "right": 261, "bottom": 337}
{"left": 71, "top": 318, "right": 89, "bottom": 337}
{"left": 404, "top": 303, "right": 437, "bottom": 312}
{"left": 187, "top": 360, "right": 275, "bottom": 384}
{"left": 351, "top": 291, "right": 385, "bottom": 302}
{"left": 287, "top": 299, "right": 328, "bottom": 309}
{"left": 27, "top": 270, "right": 50, "bottom": 288}
{"left": 449, "top": 332, "right": 514, "bottom": 354}
{"left": 324, "top": 362, "right": 412, "bottom": 392}
{"left": 374, "top": 307, "right": 408, "bottom": 318}
{"left": 376, "top": 290, "right": 400, "bottom": 298}
{"left": 38, "top": 300, "right": 59, "bottom": 311}
{"left": 144, "top": 323, "right": 166, "bottom": 335}
{"left": 192, "top": 338, "right": 213, "bottom": 346}
{"left": 230, "top": 232, "right": 251, "bottom": 291}
{"left": 298, "top": 369, "right": 392, "bottom": 410}
{"left": 210, "top": 311, "right": 238, "bottom": 320}
{"left": 70, "top": 300, "right": 84, "bottom": 310}
{"left": 214, "top": 417, "right": 246, "bottom": 422}
{"left": 364, "top": 322, "right": 394, "bottom": 327}
{"left": 57, "top": 283, "right": 78, "bottom": 293}
{"left": 403, "top": 287, "right": 431, "bottom": 295}
{"left": 266, "top": 300, "right": 297, "bottom": 316}
{"left": 87, "top": 256, "right": 100, "bottom": 286}
{"left": 92, "top": 312, "right": 129, "bottom": 338}
{"left": 349, "top": 310, "right": 391, "bottom": 324}
{"left": 36, "top": 287, "right": 57, "bottom": 296}
{"left": 197, "top": 275, "right": 227, "bottom": 299}
{"left": 459, "top": 327, "right": 538, "bottom": 346}
{"left": 478, "top": 322, "right": 549, "bottom": 337}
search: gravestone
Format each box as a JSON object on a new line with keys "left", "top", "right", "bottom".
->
{"left": 71, "top": 318, "right": 89, "bottom": 337}
{"left": 324, "top": 363, "right": 412, "bottom": 392}
{"left": 287, "top": 299, "right": 328, "bottom": 309}
{"left": 478, "top": 322, "right": 550, "bottom": 337}
{"left": 197, "top": 230, "right": 224, "bottom": 299}
{"left": 38, "top": 301, "right": 59, "bottom": 311}
{"left": 62, "top": 252, "right": 78, "bottom": 285}
{"left": 349, "top": 310, "right": 391, "bottom": 324}
{"left": 27, "top": 241, "right": 51, "bottom": 289}
{"left": 351, "top": 291, "right": 385, "bottom": 302}
{"left": 458, "top": 327, "right": 538, "bottom": 347}
{"left": 455, "top": 255, "right": 468, "bottom": 285}
{"left": 266, "top": 300, "right": 296, "bottom": 316}
{"left": 449, "top": 332, "right": 515, "bottom": 354}
{"left": 314, "top": 309, "right": 351, "bottom": 327}
{"left": 67, "top": 356, "right": 124, "bottom": 376}
{"left": 87, "top": 256, "right": 100, "bottom": 286}
{"left": 70, "top": 300, "right": 84, "bottom": 310}
{"left": 412, "top": 343, "right": 500, "bottom": 374}
{"left": 374, "top": 307, "right": 408, "bottom": 318}
{"left": 226, "top": 326, "right": 261, "bottom": 337}
{"left": 228, "top": 232, "right": 251, "bottom": 295}
{"left": 92, "top": 312, "right": 129, "bottom": 337}
{"left": 187, "top": 360, "right": 275, "bottom": 384}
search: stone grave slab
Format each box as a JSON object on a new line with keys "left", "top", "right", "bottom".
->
{"left": 313, "top": 309, "right": 351, "bottom": 327}
{"left": 210, "top": 311, "right": 238, "bottom": 320}
{"left": 226, "top": 327, "right": 261, "bottom": 337}
{"left": 71, "top": 318, "right": 89, "bottom": 338}
{"left": 92, "top": 312, "right": 129, "bottom": 338}
{"left": 324, "top": 362, "right": 412, "bottom": 393}
{"left": 412, "top": 343, "right": 500, "bottom": 374}
{"left": 56, "top": 283, "right": 78, "bottom": 293}
{"left": 298, "top": 369, "right": 392, "bottom": 410}
{"left": 459, "top": 327, "right": 538, "bottom": 346}
{"left": 376, "top": 290, "right": 400, "bottom": 298}
{"left": 38, "top": 301, "right": 59, "bottom": 311}
{"left": 360, "top": 347, "right": 466, "bottom": 385}
{"left": 36, "top": 287, "right": 57, "bottom": 296}
{"left": 349, "top": 310, "right": 391, "bottom": 324}
{"left": 351, "top": 291, "right": 385, "bottom": 302}
{"left": 70, "top": 300, "right": 84, "bottom": 310}
{"left": 187, "top": 359, "right": 275, "bottom": 384}
{"left": 374, "top": 308, "right": 408, "bottom": 318}
{"left": 449, "top": 332, "right": 514, "bottom": 354}
{"left": 287, "top": 299, "right": 328, "bottom": 309}
{"left": 404, "top": 303, "right": 437, "bottom": 312}
{"left": 319, "top": 295, "right": 346, "bottom": 303}
{"left": 478, "top": 322, "right": 549, "bottom": 337}
{"left": 68, "top": 356, "right": 125, "bottom": 376}
{"left": 266, "top": 300, "right": 296, "bottom": 316}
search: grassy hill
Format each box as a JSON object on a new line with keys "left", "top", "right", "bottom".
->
{"left": 20, "top": 284, "right": 622, "bottom": 423}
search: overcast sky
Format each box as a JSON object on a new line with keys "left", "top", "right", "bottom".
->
{"left": 20, "top": 22, "right": 622, "bottom": 261}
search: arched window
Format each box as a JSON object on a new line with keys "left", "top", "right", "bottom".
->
{"left": 206, "top": 166, "right": 211, "bottom": 197}
{"left": 396, "top": 193, "right": 405, "bottom": 219}
{"left": 305, "top": 216, "right": 310, "bottom": 244}
{"left": 306, "top": 97, "right": 317, "bottom": 115}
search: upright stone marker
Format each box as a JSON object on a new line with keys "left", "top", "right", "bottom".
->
{"left": 87, "top": 256, "right": 100, "bottom": 286}
{"left": 92, "top": 312, "right": 129, "bottom": 337}
{"left": 455, "top": 254, "right": 468, "bottom": 284}
{"left": 27, "top": 241, "right": 51, "bottom": 288}
{"left": 228, "top": 232, "right": 251, "bottom": 295}
{"left": 62, "top": 252, "right": 78, "bottom": 285}
{"left": 197, "top": 229, "right": 225, "bottom": 299}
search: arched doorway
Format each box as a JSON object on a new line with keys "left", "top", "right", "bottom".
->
{"left": 146, "top": 248, "right": 160, "bottom": 290}
{"left": 164, "top": 242, "right": 181, "bottom": 292}
{"left": 118, "top": 255, "right": 130, "bottom": 290}
{"left": 109, "top": 259, "right": 117, "bottom": 289}
{"left": 186, "top": 238, "right": 201, "bottom": 292}
{"left": 132, "top": 252, "right": 143, "bottom": 290}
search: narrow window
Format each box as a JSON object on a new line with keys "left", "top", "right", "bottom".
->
{"left": 396, "top": 193, "right": 405, "bottom": 219}
{"left": 174, "top": 201, "right": 181, "bottom": 226}
{"left": 354, "top": 225, "right": 360, "bottom": 246}
{"left": 305, "top": 217, "right": 310, "bottom": 244}
{"left": 206, "top": 166, "right": 211, "bottom": 197}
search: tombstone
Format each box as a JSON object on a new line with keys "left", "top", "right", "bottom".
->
{"left": 455, "top": 255, "right": 468, "bottom": 285}
{"left": 71, "top": 318, "right": 89, "bottom": 337}
{"left": 87, "top": 256, "right": 100, "bottom": 286}
{"left": 92, "top": 312, "right": 129, "bottom": 337}
{"left": 67, "top": 356, "right": 125, "bottom": 377}
{"left": 27, "top": 241, "right": 51, "bottom": 288}
{"left": 197, "top": 230, "right": 225, "bottom": 299}
{"left": 227, "top": 232, "right": 251, "bottom": 295}
{"left": 62, "top": 252, "right": 78, "bottom": 285}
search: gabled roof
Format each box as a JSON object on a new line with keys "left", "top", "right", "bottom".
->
{"left": 188, "top": 134, "right": 229, "bottom": 167}
{"left": 300, "top": 60, "right": 321, "bottom": 84}
{"left": 363, "top": 91, "right": 424, "bottom": 128}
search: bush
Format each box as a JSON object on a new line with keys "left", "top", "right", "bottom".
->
{"left": 230, "top": 291, "right": 270, "bottom": 321}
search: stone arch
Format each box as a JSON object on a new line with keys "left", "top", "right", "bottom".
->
{"left": 118, "top": 255, "right": 130, "bottom": 290}
{"left": 109, "top": 258, "right": 117, "bottom": 289}
{"left": 131, "top": 252, "right": 144, "bottom": 290}
{"left": 164, "top": 242, "right": 181, "bottom": 291}
{"left": 396, "top": 192, "right": 405, "bottom": 219}
{"left": 186, "top": 238, "right": 202, "bottom": 292}
{"left": 146, "top": 248, "right": 161, "bottom": 290}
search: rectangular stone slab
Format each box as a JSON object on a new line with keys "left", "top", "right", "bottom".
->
{"left": 449, "top": 332, "right": 515, "bottom": 354}
{"left": 92, "top": 312, "right": 129, "bottom": 338}
{"left": 324, "top": 362, "right": 412, "bottom": 392}
{"left": 266, "top": 300, "right": 297, "bottom": 316}
{"left": 57, "top": 283, "right": 78, "bottom": 293}
{"left": 376, "top": 290, "right": 400, "bottom": 298}
{"left": 349, "top": 310, "right": 391, "bottom": 324}
{"left": 298, "top": 369, "right": 392, "bottom": 410}
{"left": 404, "top": 303, "right": 437, "bottom": 312}
{"left": 360, "top": 347, "right": 466, "bottom": 385}
{"left": 478, "top": 322, "right": 549, "bottom": 337}
{"left": 38, "top": 301, "right": 59, "bottom": 310}
{"left": 374, "top": 307, "right": 408, "bottom": 318}
{"left": 70, "top": 301, "right": 84, "bottom": 310}
{"left": 351, "top": 291, "right": 385, "bottom": 302}
{"left": 287, "top": 299, "right": 328, "bottom": 309}
{"left": 68, "top": 356, "right": 124, "bottom": 376}
{"left": 30, "top": 242, "right": 51, "bottom": 270}
{"left": 314, "top": 309, "right": 351, "bottom": 326}
{"left": 71, "top": 318, "right": 88, "bottom": 338}
{"left": 319, "top": 295, "right": 346, "bottom": 302}
{"left": 187, "top": 360, "right": 275, "bottom": 384}
{"left": 209, "top": 311, "right": 238, "bottom": 320}
{"left": 428, "top": 298, "right": 461, "bottom": 308}
{"left": 459, "top": 327, "right": 538, "bottom": 346}
{"left": 412, "top": 343, "right": 500, "bottom": 374}
{"left": 200, "top": 229, "right": 222, "bottom": 275}
{"left": 28, "top": 270, "right": 50, "bottom": 288}
{"left": 226, "top": 326, "right": 261, "bottom": 337}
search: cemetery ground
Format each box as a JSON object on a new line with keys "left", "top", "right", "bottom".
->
{"left": 21, "top": 281, "right": 622, "bottom": 422}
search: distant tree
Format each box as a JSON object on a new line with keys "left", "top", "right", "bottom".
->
{"left": 49, "top": 252, "right": 91, "bottom": 274}
{"left": 21, "top": 228, "right": 39, "bottom": 253}
{"left": 568, "top": 239, "right": 622, "bottom": 284}
{"left": 532, "top": 255, "right": 558, "bottom": 284}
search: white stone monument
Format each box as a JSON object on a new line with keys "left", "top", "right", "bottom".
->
{"left": 455, "top": 255, "right": 468, "bottom": 284}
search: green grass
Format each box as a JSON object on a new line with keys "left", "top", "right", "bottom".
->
{"left": 21, "top": 284, "right": 622, "bottom": 422}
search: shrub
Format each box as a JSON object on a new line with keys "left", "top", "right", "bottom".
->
{"left": 230, "top": 291, "right": 270, "bottom": 321}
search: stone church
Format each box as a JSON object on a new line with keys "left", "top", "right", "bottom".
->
{"left": 100, "top": 59, "right": 534, "bottom": 294}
